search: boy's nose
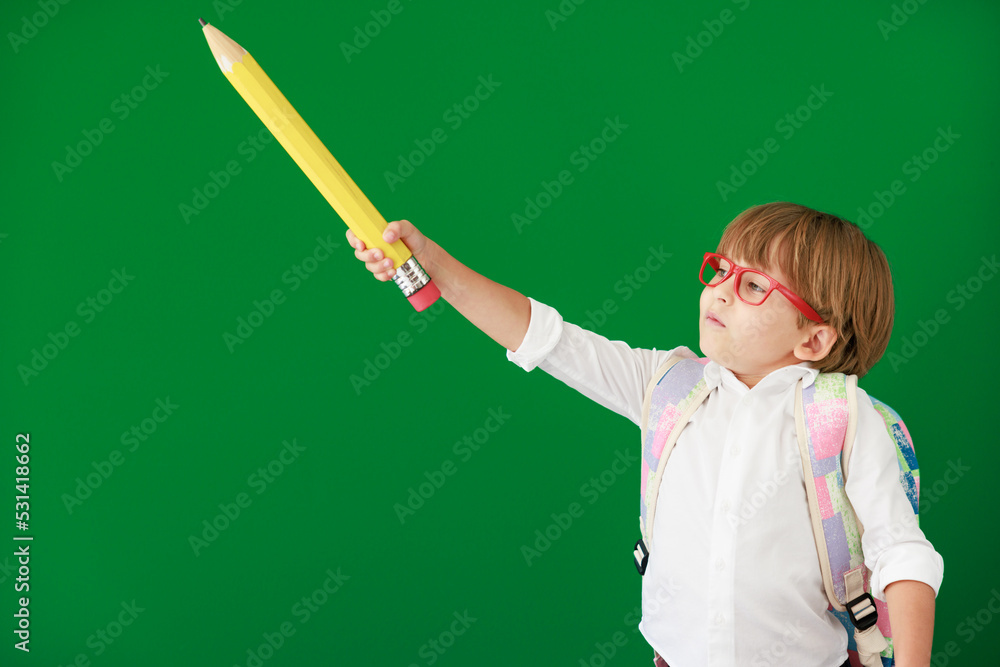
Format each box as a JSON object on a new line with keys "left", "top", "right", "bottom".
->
{"left": 714, "top": 277, "right": 735, "bottom": 302}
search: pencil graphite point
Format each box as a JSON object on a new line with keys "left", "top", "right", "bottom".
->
{"left": 198, "top": 17, "right": 207, "bottom": 27}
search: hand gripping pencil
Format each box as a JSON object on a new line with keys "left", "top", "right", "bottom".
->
{"left": 199, "top": 19, "right": 440, "bottom": 311}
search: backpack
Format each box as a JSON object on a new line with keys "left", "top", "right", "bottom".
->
{"left": 632, "top": 354, "right": 919, "bottom": 667}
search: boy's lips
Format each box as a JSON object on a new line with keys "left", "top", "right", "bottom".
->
{"left": 706, "top": 311, "right": 725, "bottom": 327}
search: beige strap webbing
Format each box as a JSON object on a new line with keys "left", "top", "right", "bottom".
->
{"left": 841, "top": 375, "right": 860, "bottom": 486}
{"left": 841, "top": 375, "right": 866, "bottom": 541}
{"left": 845, "top": 568, "right": 888, "bottom": 666}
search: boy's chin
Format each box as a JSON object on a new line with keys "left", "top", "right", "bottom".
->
{"left": 698, "top": 340, "right": 751, "bottom": 375}
{"left": 697, "top": 331, "right": 721, "bottom": 358}
{"left": 696, "top": 339, "right": 725, "bottom": 367}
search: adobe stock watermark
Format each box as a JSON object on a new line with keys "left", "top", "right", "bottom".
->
{"left": 393, "top": 407, "right": 512, "bottom": 523}
{"left": 877, "top": 0, "right": 931, "bottom": 41}
{"left": 545, "top": 0, "right": 587, "bottom": 30}
{"left": 188, "top": 438, "right": 306, "bottom": 556}
{"left": 557, "top": 246, "right": 672, "bottom": 358}
{"left": 512, "top": 116, "right": 629, "bottom": 234}
{"left": 855, "top": 126, "right": 960, "bottom": 230}
{"left": 54, "top": 600, "right": 146, "bottom": 665}
{"left": 572, "top": 245, "right": 671, "bottom": 333}
{"left": 51, "top": 66, "right": 170, "bottom": 182}
{"left": 577, "top": 582, "right": 682, "bottom": 667}
{"left": 7, "top": 0, "right": 73, "bottom": 54}
{"left": 179, "top": 127, "right": 277, "bottom": 224}
{"left": 17, "top": 268, "right": 135, "bottom": 386}
{"left": 716, "top": 84, "right": 833, "bottom": 202}
{"left": 349, "top": 298, "right": 448, "bottom": 395}
{"left": 384, "top": 74, "right": 501, "bottom": 192}
{"left": 672, "top": 0, "right": 751, "bottom": 73}
{"left": 222, "top": 235, "right": 340, "bottom": 353}
{"left": 930, "top": 588, "right": 1000, "bottom": 667}
{"left": 340, "top": 0, "right": 415, "bottom": 63}
{"left": 918, "top": 459, "right": 970, "bottom": 517}
{"left": 521, "top": 449, "right": 638, "bottom": 566}
{"left": 232, "top": 567, "right": 349, "bottom": 667}
{"left": 575, "top": 629, "right": 629, "bottom": 667}
{"left": 405, "top": 610, "right": 477, "bottom": 667}
{"left": 886, "top": 253, "right": 996, "bottom": 372}
{"left": 61, "top": 397, "right": 180, "bottom": 514}
{"left": 749, "top": 620, "right": 806, "bottom": 666}
{"left": 211, "top": 0, "right": 245, "bottom": 22}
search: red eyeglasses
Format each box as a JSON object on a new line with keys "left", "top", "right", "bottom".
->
{"left": 699, "top": 252, "right": 823, "bottom": 323}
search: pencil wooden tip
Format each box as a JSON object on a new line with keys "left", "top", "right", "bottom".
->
{"left": 198, "top": 17, "right": 207, "bottom": 27}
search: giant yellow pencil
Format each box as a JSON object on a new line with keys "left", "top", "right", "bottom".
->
{"left": 199, "top": 18, "right": 440, "bottom": 311}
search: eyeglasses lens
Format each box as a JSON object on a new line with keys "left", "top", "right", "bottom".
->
{"left": 701, "top": 257, "right": 727, "bottom": 286}
{"left": 738, "top": 270, "right": 772, "bottom": 304}
{"left": 701, "top": 256, "right": 773, "bottom": 305}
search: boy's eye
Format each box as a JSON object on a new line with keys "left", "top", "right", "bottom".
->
{"left": 747, "top": 280, "right": 766, "bottom": 293}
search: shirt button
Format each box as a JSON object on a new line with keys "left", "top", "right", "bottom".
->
{"left": 715, "top": 558, "right": 725, "bottom": 571}
{"left": 715, "top": 612, "right": 725, "bottom": 625}
{"left": 743, "top": 395, "right": 754, "bottom": 407}
{"left": 731, "top": 446, "right": 741, "bottom": 457}
{"left": 720, "top": 500, "right": 731, "bottom": 512}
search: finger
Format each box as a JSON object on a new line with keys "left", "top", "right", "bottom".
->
{"left": 385, "top": 219, "right": 421, "bottom": 254}
{"left": 366, "top": 257, "right": 395, "bottom": 274}
{"left": 355, "top": 241, "right": 380, "bottom": 261}
{"left": 383, "top": 221, "right": 399, "bottom": 243}
{"left": 350, "top": 231, "right": 369, "bottom": 253}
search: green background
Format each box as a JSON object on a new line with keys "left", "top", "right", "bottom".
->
{"left": 2, "top": 0, "right": 998, "bottom": 664}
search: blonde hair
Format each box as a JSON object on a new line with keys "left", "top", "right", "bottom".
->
{"left": 716, "top": 202, "right": 894, "bottom": 378}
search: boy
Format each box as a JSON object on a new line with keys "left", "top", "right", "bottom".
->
{"left": 347, "top": 202, "right": 942, "bottom": 667}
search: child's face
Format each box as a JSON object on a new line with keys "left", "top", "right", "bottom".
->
{"left": 698, "top": 256, "right": 819, "bottom": 384}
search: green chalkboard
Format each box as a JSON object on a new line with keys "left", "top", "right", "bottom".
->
{"left": 2, "top": 0, "right": 998, "bottom": 665}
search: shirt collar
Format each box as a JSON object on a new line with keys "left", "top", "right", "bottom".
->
{"left": 703, "top": 359, "right": 819, "bottom": 395}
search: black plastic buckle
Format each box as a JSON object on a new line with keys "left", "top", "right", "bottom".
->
{"left": 634, "top": 539, "right": 649, "bottom": 575}
{"left": 846, "top": 592, "right": 878, "bottom": 631}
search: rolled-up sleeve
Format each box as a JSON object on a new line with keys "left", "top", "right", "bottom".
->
{"left": 845, "top": 388, "right": 944, "bottom": 600}
{"left": 505, "top": 297, "right": 566, "bottom": 372}
{"left": 506, "top": 296, "right": 691, "bottom": 427}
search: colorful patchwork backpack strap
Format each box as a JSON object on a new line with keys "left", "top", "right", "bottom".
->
{"left": 863, "top": 399, "right": 920, "bottom": 519}
{"left": 837, "top": 397, "right": 920, "bottom": 667}
{"left": 634, "top": 354, "right": 711, "bottom": 575}
{"left": 795, "top": 373, "right": 890, "bottom": 667}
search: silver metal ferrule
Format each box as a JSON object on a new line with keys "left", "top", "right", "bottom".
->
{"left": 391, "top": 256, "right": 433, "bottom": 297}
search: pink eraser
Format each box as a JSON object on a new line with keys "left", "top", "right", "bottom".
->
{"left": 406, "top": 280, "right": 441, "bottom": 312}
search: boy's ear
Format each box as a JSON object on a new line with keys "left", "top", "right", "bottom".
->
{"left": 794, "top": 323, "right": 838, "bottom": 363}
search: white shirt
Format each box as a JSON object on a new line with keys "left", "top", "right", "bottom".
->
{"left": 506, "top": 297, "right": 943, "bottom": 667}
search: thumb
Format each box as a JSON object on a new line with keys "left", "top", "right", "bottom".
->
{"left": 383, "top": 219, "right": 430, "bottom": 258}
